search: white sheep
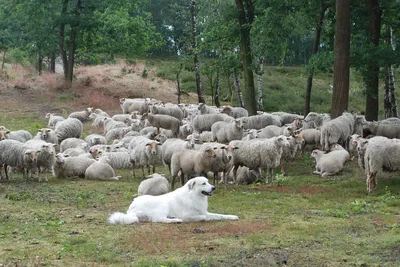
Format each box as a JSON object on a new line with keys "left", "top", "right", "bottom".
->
{"left": 45, "top": 113, "right": 65, "bottom": 129}
{"left": 6, "top": 130, "right": 33, "bottom": 143}
{"left": 151, "top": 104, "right": 184, "bottom": 121}
{"left": 302, "top": 112, "right": 330, "bottom": 129}
{"left": 52, "top": 153, "right": 95, "bottom": 179}
{"left": 0, "top": 140, "right": 40, "bottom": 181}
{"left": 220, "top": 105, "right": 248, "bottom": 118}
{"left": 242, "top": 114, "right": 282, "bottom": 130}
{"left": 364, "top": 138, "right": 400, "bottom": 192}
{"left": 296, "top": 128, "right": 321, "bottom": 150}
{"left": 25, "top": 139, "right": 56, "bottom": 182}
{"left": 60, "top": 138, "right": 88, "bottom": 152}
{"left": 55, "top": 118, "right": 83, "bottom": 143}
{"left": 170, "top": 146, "right": 217, "bottom": 189}
{"left": 137, "top": 173, "right": 169, "bottom": 196}
{"left": 68, "top": 107, "right": 93, "bottom": 122}
{"left": 311, "top": 149, "right": 344, "bottom": 178}
{"left": 103, "top": 118, "right": 127, "bottom": 134}
{"left": 257, "top": 125, "right": 296, "bottom": 139}
{"left": 84, "top": 157, "right": 120, "bottom": 181}
{"left": 120, "top": 98, "right": 150, "bottom": 114}
{"left": 130, "top": 136, "right": 163, "bottom": 177}
{"left": 227, "top": 166, "right": 261, "bottom": 185}
{"left": 105, "top": 127, "right": 131, "bottom": 142}
{"left": 280, "top": 135, "right": 305, "bottom": 176}
{"left": 161, "top": 135, "right": 198, "bottom": 172}
{"left": 211, "top": 119, "right": 244, "bottom": 144}
{"left": 192, "top": 114, "right": 232, "bottom": 133}
{"left": 84, "top": 134, "right": 107, "bottom": 146}
{"left": 320, "top": 112, "right": 354, "bottom": 151}
{"left": 33, "top": 128, "right": 58, "bottom": 145}
{"left": 271, "top": 112, "right": 303, "bottom": 126}
{"left": 198, "top": 103, "right": 217, "bottom": 114}
{"left": 62, "top": 143, "right": 89, "bottom": 157}
{"left": 367, "top": 122, "right": 400, "bottom": 139}
{"left": 178, "top": 124, "right": 194, "bottom": 139}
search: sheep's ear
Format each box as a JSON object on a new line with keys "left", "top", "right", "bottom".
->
{"left": 145, "top": 143, "right": 151, "bottom": 146}
{"left": 187, "top": 180, "right": 196, "bottom": 190}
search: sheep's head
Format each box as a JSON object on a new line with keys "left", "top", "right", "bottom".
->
{"left": 234, "top": 119, "right": 244, "bottom": 129}
{"left": 220, "top": 144, "right": 239, "bottom": 161}
{"left": 221, "top": 106, "right": 232, "bottom": 114}
{"left": 24, "top": 150, "right": 40, "bottom": 164}
{"left": 198, "top": 103, "right": 205, "bottom": 110}
{"left": 0, "top": 130, "right": 10, "bottom": 141}
{"left": 146, "top": 141, "right": 161, "bottom": 155}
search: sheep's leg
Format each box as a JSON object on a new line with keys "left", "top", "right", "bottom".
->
{"left": 141, "top": 166, "right": 145, "bottom": 178}
{"left": 270, "top": 168, "right": 275, "bottom": 184}
{"left": 232, "top": 165, "right": 239, "bottom": 184}
{"left": 147, "top": 165, "right": 151, "bottom": 175}
{"left": 321, "top": 172, "right": 336, "bottom": 178}
{"left": 180, "top": 172, "right": 185, "bottom": 186}
{"left": 152, "top": 165, "right": 155, "bottom": 174}
{"left": 213, "top": 172, "right": 217, "bottom": 186}
{"left": 367, "top": 172, "right": 377, "bottom": 193}
{"left": 171, "top": 176, "right": 176, "bottom": 190}
{"left": 280, "top": 159, "right": 286, "bottom": 176}
{"left": 265, "top": 168, "right": 269, "bottom": 184}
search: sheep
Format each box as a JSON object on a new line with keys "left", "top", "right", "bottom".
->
{"left": 296, "top": 128, "right": 321, "bottom": 150}
{"left": 52, "top": 153, "right": 95, "bottom": 179}
{"left": 161, "top": 135, "right": 198, "bottom": 172}
{"left": 170, "top": 146, "right": 217, "bottom": 189}
{"left": 328, "top": 143, "right": 350, "bottom": 165}
{"left": 105, "top": 127, "right": 131, "bottom": 142}
{"left": 90, "top": 113, "right": 108, "bottom": 130}
{"left": 98, "top": 151, "right": 133, "bottom": 170}
{"left": 33, "top": 128, "right": 58, "bottom": 145}
{"left": 348, "top": 134, "right": 362, "bottom": 160}
{"left": 257, "top": 125, "right": 296, "bottom": 139}
{"left": 60, "top": 138, "right": 88, "bottom": 153}
{"left": 178, "top": 124, "right": 194, "bottom": 139}
{"left": 320, "top": 112, "right": 354, "bottom": 151}
{"left": 242, "top": 114, "right": 281, "bottom": 130}
{"left": 220, "top": 105, "right": 248, "bottom": 118}
{"left": 103, "top": 118, "right": 127, "bottom": 134}
{"left": 0, "top": 130, "right": 8, "bottom": 141}
{"left": 25, "top": 139, "right": 56, "bottom": 182}
{"left": 77, "top": 146, "right": 100, "bottom": 160}
{"left": 280, "top": 135, "right": 305, "bottom": 176}
{"left": 45, "top": 113, "right": 65, "bottom": 129}
{"left": 310, "top": 149, "right": 344, "bottom": 178}
{"left": 84, "top": 157, "right": 120, "bottom": 181}
{"left": 62, "top": 143, "right": 89, "bottom": 157}
{"left": 198, "top": 103, "right": 217, "bottom": 114}
{"left": 302, "top": 112, "right": 330, "bottom": 129}
{"left": 364, "top": 139, "right": 400, "bottom": 192}
{"left": 93, "top": 108, "right": 110, "bottom": 118}
{"left": 68, "top": 107, "right": 93, "bottom": 122}
{"left": 84, "top": 134, "right": 107, "bottom": 146}
{"left": 271, "top": 112, "right": 303, "bottom": 125}
{"left": 120, "top": 98, "right": 150, "bottom": 114}
{"left": 130, "top": 136, "right": 163, "bottom": 177}
{"left": 6, "top": 130, "right": 32, "bottom": 143}
{"left": 242, "top": 129, "right": 259, "bottom": 140}
{"left": 55, "top": 118, "right": 83, "bottom": 143}
{"left": 227, "top": 166, "right": 261, "bottom": 185}
{"left": 230, "top": 135, "right": 290, "bottom": 183}
{"left": 137, "top": 173, "right": 169, "bottom": 196}
{"left": 366, "top": 122, "right": 400, "bottom": 139}
{"left": 198, "top": 131, "right": 214, "bottom": 142}
{"left": 196, "top": 143, "right": 238, "bottom": 185}
{"left": 141, "top": 113, "right": 181, "bottom": 137}
{"left": 0, "top": 140, "right": 40, "bottom": 181}
{"left": 151, "top": 104, "right": 184, "bottom": 121}
{"left": 192, "top": 114, "right": 233, "bottom": 133}
{"left": 211, "top": 119, "right": 244, "bottom": 143}
{"left": 112, "top": 113, "right": 134, "bottom": 122}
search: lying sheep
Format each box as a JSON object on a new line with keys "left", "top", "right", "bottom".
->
{"left": 170, "top": 146, "right": 216, "bottom": 189}
{"left": 6, "top": 130, "right": 33, "bottom": 143}
{"left": 192, "top": 114, "right": 232, "bottom": 133}
{"left": 0, "top": 140, "right": 40, "bottom": 181}
{"left": 52, "top": 153, "right": 95, "bottom": 179}
{"left": 33, "top": 128, "right": 58, "bottom": 145}
{"left": 137, "top": 173, "right": 169, "bottom": 196}
{"left": 142, "top": 113, "right": 181, "bottom": 137}
{"left": 68, "top": 107, "right": 93, "bottom": 122}
{"left": 198, "top": 103, "right": 217, "bottom": 114}
{"left": 98, "top": 151, "right": 133, "bottom": 169}
{"left": 211, "top": 119, "right": 244, "bottom": 143}
{"left": 328, "top": 143, "right": 350, "bottom": 165}
{"left": 227, "top": 166, "right": 261, "bottom": 185}
{"left": 84, "top": 157, "right": 120, "bottom": 181}
{"left": 45, "top": 113, "right": 65, "bottom": 129}
{"left": 364, "top": 138, "right": 400, "bottom": 192}
{"left": 311, "top": 149, "right": 344, "bottom": 178}
{"left": 63, "top": 143, "right": 89, "bottom": 157}
{"left": 220, "top": 105, "right": 248, "bottom": 118}
{"left": 55, "top": 118, "right": 83, "bottom": 143}
{"left": 60, "top": 138, "right": 88, "bottom": 153}
{"left": 84, "top": 134, "right": 107, "bottom": 146}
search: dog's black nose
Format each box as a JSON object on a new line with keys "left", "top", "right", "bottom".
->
{"left": 212, "top": 186, "right": 216, "bottom": 191}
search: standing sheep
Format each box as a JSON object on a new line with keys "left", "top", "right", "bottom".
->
{"left": 161, "top": 135, "right": 198, "bottom": 172}
{"left": 25, "top": 140, "right": 57, "bottom": 182}
{"left": 45, "top": 113, "right": 65, "bottom": 129}
{"left": 120, "top": 98, "right": 150, "bottom": 114}
{"left": 192, "top": 114, "right": 232, "bottom": 133}
{"left": 220, "top": 105, "right": 248, "bottom": 118}
{"left": 198, "top": 103, "right": 217, "bottom": 114}
{"left": 242, "top": 114, "right": 281, "bottom": 130}
{"left": 33, "top": 128, "right": 58, "bottom": 145}
{"left": 55, "top": 118, "right": 83, "bottom": 143}
{"left": 211, "top": 119, "right": 244, "bottom": 143}
{"left": 320, "top": 112, "right": 354, "bottom": 151}
{"left": 6, "top": 130, "right": 33, "bottom": 143}
{"left": 68, "top": 107, "right": 93, "bottom": 122}
{"left": 142, "top": 113, "right": 181, "bottom": 137}
{"left": 151, "top": 104, "right": 184, "bottom": 121}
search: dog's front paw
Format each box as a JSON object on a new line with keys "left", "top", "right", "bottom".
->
{"left": 226, "top": 215, "right": 239, "bottom": 221}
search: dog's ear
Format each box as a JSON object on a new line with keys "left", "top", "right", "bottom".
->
{"left": 188, "top": 180, "right": 196, "bottom": 190}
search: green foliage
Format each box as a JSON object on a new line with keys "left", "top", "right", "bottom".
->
{"left": 7, "top": 48, "right": 29, "bottom": 66}
{"left": 6, "top": 191, "right": 31, "bottom": 201}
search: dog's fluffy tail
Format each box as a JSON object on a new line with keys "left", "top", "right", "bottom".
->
{"left": 108, "top": 212, "right": 139, "bottom": 224}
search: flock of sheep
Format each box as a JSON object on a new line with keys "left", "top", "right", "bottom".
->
{"left": 0, "top": 97, "right": 400, "bottom": 194}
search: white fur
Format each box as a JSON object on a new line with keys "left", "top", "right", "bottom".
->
{"left": 108, "top": 176, "right": 238, "bottom": 224}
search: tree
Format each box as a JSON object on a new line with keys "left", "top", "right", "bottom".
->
{"left": 364, "top": 0, "right": 382, "bottom": 121}
{"left": 331, "top": 0, "right": 351, "bottom": 119}
{"left": 235, "top": 0, "right": 257, "bottom": 115}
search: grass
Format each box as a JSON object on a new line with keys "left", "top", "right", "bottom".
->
{"left": 1, "top": 128, "right": 400, "bottom": 266}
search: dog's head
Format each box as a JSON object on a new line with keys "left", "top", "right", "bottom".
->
{"left": 186, "top": 176, "right": 216, "bottom": 196}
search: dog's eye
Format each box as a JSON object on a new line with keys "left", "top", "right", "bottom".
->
{"left": 202, "top": 182, "right": 206, "bottom": 185}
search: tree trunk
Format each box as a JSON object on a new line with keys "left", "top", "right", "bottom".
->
{"left": 235, "top": 0, "right": 257, "bottom": 115}
{"left": 214, "top": 68, "right": 220, "bottom": 107}
{"left": 305, "top": 0, "right": 329, "bottom": 116}
{"left": 364, "top": 0, "right": 382, "bottom": 121}
{"left": 331, "top": 0, "right": 351, "bottom": 119}
{"left": 233, "top": 68, "right": 244, "bottom": 108}
{"left": 37, "top": 52, "right": 43, "bottom": 75}
{"left": 59, "top": 0, "right": 69, "bottom": 82}
{"left": 383, "top": 26, "right": 397, "bottom": 118}
{"left": 66, "top": 0, "right": 82, "bottom": 86}
{"left": 257, "top": 57, "right": 264, "bottom": 111}
{"left": 1, "top": 50, "right": 6, "bottom": 70}
{"left": 176, "top": 62, "right": 183, "bottom": 104}
{"left": 191, "top": 0, "right": 205, "bottom": 104}
{"left": 50, "top": 52, "right": 56, "bottom": 73}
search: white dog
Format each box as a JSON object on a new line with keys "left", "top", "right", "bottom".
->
{"left": 108, "top": 176, "right": 239, "bottom": 224}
